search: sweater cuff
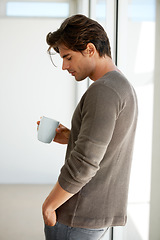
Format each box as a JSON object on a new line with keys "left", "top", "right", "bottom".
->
{"left": 58, "top": 174, "right": 83, "bottom": 194}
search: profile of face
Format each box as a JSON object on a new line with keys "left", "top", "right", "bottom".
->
{"left": 58, "top": 43, "right": 96, "bottom": 81}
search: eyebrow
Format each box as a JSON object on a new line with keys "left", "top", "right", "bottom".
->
{"left": 62, "top": 54, "right": 70, "bottom": 59}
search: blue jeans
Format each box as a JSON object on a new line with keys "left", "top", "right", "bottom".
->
{"left": 45, "top": 222, "right": 108, "bottom": 240}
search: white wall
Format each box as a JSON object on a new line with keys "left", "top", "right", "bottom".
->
{"left": 0, "top": 18, "right": 76, "bottom": 183}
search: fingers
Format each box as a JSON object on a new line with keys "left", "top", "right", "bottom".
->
{"left": 37, "top": 118, "right": 42, "bottom": 131}
{"left": 56, "top": 124, "right": 66, "bottom": 133}
{"left": 37, "top": 116, "right": 42, "bottom": 125}
{"left": 37, "top": 117, "right": 42, "bottom": 128}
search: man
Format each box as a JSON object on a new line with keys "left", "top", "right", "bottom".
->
{"left": 39, "top": 14, "right": 138, "bottom": 240}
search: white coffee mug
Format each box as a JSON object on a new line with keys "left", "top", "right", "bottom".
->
{"left": 37, "top": 116, "right": 59, "bottom": 143}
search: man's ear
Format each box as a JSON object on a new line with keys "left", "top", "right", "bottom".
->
{"left": 86, "top": 43, "right": 96, "bottom": 57}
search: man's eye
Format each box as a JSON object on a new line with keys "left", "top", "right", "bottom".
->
{"left": 67, "top": 57, "right": 72, "bottom": 61}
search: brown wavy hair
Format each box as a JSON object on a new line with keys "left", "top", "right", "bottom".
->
{"left": 46, "top": 14, "right": 112, "bottom": 58}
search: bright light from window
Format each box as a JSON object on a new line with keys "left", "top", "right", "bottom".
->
{"left": 96, "top": 1, "right": 106, "bottom": 20}
{"left": 128, "top": 0, "right": 155, "bottom": 21}
{"left": 6, "top": 2, "right": 69, "bottom": 17}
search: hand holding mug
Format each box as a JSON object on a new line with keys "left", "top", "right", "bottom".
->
{"left": 37, "top": 118, "right": 70, "bottom": 144}
{"left": 54, "top": 124, "right": 70, "bottom": 144}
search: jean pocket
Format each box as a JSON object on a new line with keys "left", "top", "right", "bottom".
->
{"left": 45, "top": 223, "right": 58, "bottom": 240}
{"left": 45, "top": 222, "right": 58, "bottom": 229}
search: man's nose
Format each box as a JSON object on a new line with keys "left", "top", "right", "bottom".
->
{"left": 62, "top": 60, "right": 69, "bottom": 70}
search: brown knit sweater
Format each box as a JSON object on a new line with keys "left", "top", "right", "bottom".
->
{"left": 57, "top": 71, "right": 138, "bottom": 229}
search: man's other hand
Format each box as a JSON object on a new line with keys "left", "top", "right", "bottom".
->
{"left": 54, "top": 124, "right": 70, "bottom": 144}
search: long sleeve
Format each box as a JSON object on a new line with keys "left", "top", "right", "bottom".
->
{"left": 58, "top": 83, "right": 123, "bottom": 194}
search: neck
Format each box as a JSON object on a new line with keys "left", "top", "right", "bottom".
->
{"left": 90, "top": 55, "right": 119, "bottom": 81}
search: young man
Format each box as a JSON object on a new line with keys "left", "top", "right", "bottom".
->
{"left": 40, "top": 14, "right": 138, "bottom": 240}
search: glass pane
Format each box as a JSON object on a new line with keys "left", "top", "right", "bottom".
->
{"left": 116, "top": 0, "right": 156, "bottom": 239}
{"left": 6, "top": 2, "right": 69, "bottom": 17}
{"left": 96, "top": 0, "right": 106, "bottom": 21}
{"left": 128, "top": 0, "right": 155, "bottom": 21}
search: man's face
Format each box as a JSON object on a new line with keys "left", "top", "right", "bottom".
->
{"left": 58, "top": 44, "right": 94, "bottom": 81}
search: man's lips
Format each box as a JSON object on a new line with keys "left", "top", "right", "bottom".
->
{"left": 68, "top": 70, "right": 76, "bottom": 76}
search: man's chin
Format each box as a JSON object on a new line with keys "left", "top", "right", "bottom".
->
{"left": 75, "top": 75, "right": 86, "bottom": 82}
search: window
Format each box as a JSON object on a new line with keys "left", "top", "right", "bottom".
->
{"left": 115, "top": 0, "right": 156, "bottom": 239}
{"left": 128, "top": 0, "right": 155, "bottom": 21}
{"left": 95, "top": 0, "right": 106, "bottom": 21}
{"left": 6, "top": 1, "right": 69, "bottom": 18}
